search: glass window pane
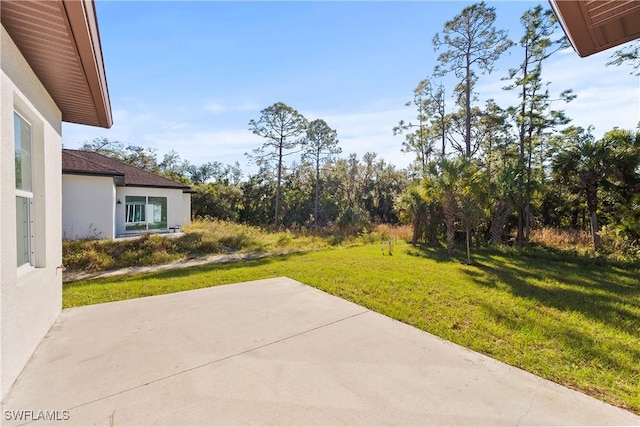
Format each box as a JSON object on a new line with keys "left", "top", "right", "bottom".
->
{"left": 148, "top": 197, "right": 167, "bottom": 230}
{"left": 125, "top": 196, "right": 146, "bottom": 205}
{"left": 14, "top": 113, "right": 32, "bottom": 192}
{"left": 125, "top": 196, "right": 147, "bottom": 231}
{"left": 16, "top": 196, "right": 30, "bottom": 266}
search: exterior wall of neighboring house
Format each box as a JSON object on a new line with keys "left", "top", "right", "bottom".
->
{"left": 1, "top": 25, "right": 63, "bottom": 398}
{"left": 183, "top": 192, "right": 192, "bottom": 227}
{"left": 115, "top": 186, "right": 187, "bottom": 236}
{"left": 62, "top": 174, "right": 116, "bottom": 240}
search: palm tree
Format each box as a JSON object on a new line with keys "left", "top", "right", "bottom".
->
{"left": 395, "top": 186, "right": 429, "bottom": 245}
{"left": 425, "top": 157, "right": 468, "bottom": 254}
{"left": 488, "top": 164, "right": 519, "bottom": 245}
{"left": 458, "top": 164, "right": 487, "bottom": 264}
{"left": 553, "top": 130, "right": 611, "bottom": 250}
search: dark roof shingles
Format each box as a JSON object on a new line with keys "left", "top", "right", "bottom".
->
{"left": 62, "top": 149, "right": 190, "bottom": 190}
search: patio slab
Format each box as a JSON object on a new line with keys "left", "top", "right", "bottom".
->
{"left": 2, "top": 277, "right": 638, "bottom": 426}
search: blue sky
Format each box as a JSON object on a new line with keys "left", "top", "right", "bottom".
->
{"left": 63, "top": 1, "right": 640, "bottom": 171}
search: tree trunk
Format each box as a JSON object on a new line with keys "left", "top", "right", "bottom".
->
{"left": 275, "top": 141, "right": 283, "bottom": 231}
{"left": 314, "top": 157, "right": 320, "bottom": 227}
{"left": 444, "top": 193, "right": 457, "bottom": 254}
{"left": 583, "top": 172, "right": 600, "bottom": 250}
{"left": 590, "top": 210, "right": 601, "bottom": 250}
{"left": 440, "top": 87, "right": 446, "bottom": 159}
{"left": 489, "top": 199, "right": 509, "bottom": 244}
{"left": 582, "top": 171, "right": 600, "bottom": 250}
{"left": 524, "top": 82, "right": 537, "bottom": 244}
{"left": 517, "top": 206, "right": 524, "bottom": 245}
{"left": 428, "top": 203, "right": 439, "bottom": 243}
{"left": 465, "top": 58, "right": 472, "bottom": 158}
{"left": 466, "top": 229, "right": 471, "bottom": 264}
{"left": 411, "top": 213, "right": 421, "bottom": 245}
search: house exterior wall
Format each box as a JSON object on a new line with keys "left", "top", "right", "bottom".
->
{"left": 1, "top": 25, "right": 63, "bottom": 399}
{"left": 62, "top": 174, "right": 116, "bottom": 240}
{"left": 183, "top": 192, "right": 192, "bottom": 226}
{"left": 115, "top": 187, "right": 186, "bottom": 236}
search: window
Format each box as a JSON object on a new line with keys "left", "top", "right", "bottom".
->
{"left": 125, "top": 196, "right": 146, "bottom": 231}
{"left": 125, "top": 196, "right": 167, "bottom": 231}
{"left": 148, "top": 197, "right": 168, "bottom": 230}
{"left": 15, "top": 112, "right": 34, "bottom": 267}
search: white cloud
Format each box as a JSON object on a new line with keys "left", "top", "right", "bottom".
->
{"left": 147, "top": 129, "right": 263, "bottom": 165}
{"left": 203, "top": 100, "right": 260, "bottom": 115}
{"left": 203, "top": 102, "right": 226, "bottom": 114}
{"left": 301, "top": 105, "right": 413, "bottom": 167}
{"left": 476, "top": 47, "right": 640, "bottom": 138}
{"left": 63, "top": 48, "right": 638, "bottom": 176}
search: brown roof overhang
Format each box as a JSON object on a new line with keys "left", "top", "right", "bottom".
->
{"left": 549, "top": 0, "right": 640, "bottom": 57}
{"left": 1, "top": 0, "right": 112, "bottom": 128}
{"left": 62, "top": 149, "right": 193, "bottom": 191}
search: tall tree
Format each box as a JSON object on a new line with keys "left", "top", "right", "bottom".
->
{"left": 606, "top": 40, "right": 640, "bottom": 76}
{"left": 394, "top": 78, "right": 446, "bottom": 176}
{"left": 433, "top": 1, "right": 512, "bottom": 158}
{"left": 124, "top": 145, "right": 159, "bottom": 172}
{"left": 80, "top": 137, "right": 160, "bottom": 173}
{"left": 503, "top": 5, "right": 572, "bottom": 244}
{"left": 302, "top": 119, "right": 341, "bottom": 227}
{"left": 157, "top": 150, "right": 189, "bottom": 183}
{"left": 248, "top": 102, "right": 308, "bottom": 230}
{"left": 80, "top": 137, "right": 126, "bottom": 159}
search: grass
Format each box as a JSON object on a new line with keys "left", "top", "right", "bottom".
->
{"left": 63, "top": 220, "right": 412, "bottom": 273}
{"left": 530, "top": 226, "right": 640, "bottom": 262}
{"left": 63, "top": 241, "right": 640, "bottom": 414}
{"left": 62, "top": 220, "right": 331, "bottom": 272}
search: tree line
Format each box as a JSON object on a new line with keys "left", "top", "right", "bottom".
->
{"left": 78, "top": 2, "right": 639, "bottom": 255}
{"left": 392, "top": 2, "right": 639, "bottom": 258}
{"left": 78, "top": 134, "right": 408, "bottom": 235}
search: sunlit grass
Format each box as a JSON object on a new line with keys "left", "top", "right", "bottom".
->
{"left": 63, "top": 220, "right": 413, "bottom": 273}
{"left": 63, "top": 220, "right": 330, "bottom": 272}
{"left": 63, "top": 241, "right": 640, "bottom": 414}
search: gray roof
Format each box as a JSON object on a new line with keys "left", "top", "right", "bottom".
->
{"left": 62, "top": 149, "right": 191, "bottom": 191}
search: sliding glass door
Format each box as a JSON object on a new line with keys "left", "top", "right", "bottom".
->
{"left": 125, "top": 196, "right": 167, "bottom": 232}
{"left": 147, "top": 197, "right": 168, "bottom": 230}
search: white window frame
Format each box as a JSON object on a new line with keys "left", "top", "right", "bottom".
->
{"left": 15, "top": 111, "right": 35, "bottom": 269}
{"left": 124, "top": 195, "right": 168, "bottom": 232}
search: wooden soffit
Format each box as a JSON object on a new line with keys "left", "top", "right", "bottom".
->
{"left": 550, "top": 0, "right": 640, "bottom": 57}
{"left": 1, "top": 0, "right": 112, "bottom": 128}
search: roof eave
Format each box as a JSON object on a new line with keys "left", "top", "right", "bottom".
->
{"left": 120, "top": 184, "right": 193, "bottom": 191}
{"left": 62, "top": 0, "right": 112, "bottom": 128}
{"left": 1, "top": 0, "right": 112, "bottom": 128}
{"left": 549, "top": 0, "right": 640, "bottom": 58}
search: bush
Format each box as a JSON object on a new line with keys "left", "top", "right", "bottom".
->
{"left": 600, "top": 225, "right": 640, "bottom": 259}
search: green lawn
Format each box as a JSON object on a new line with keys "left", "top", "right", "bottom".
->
{"left": 63, "top": 242, "right": 640, "bottom": 414}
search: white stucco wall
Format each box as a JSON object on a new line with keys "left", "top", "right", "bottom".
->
{"left": 1, "top": 25, "right": 63, "bottom": 399}
{"left": 115, "top": 187, "right": 186, "bottom": 236}
{"left": 183, "top": 192, "right": 192, "bottom": 226}
{"left": 62, "top": 174, "right": 116, "bottom": 240}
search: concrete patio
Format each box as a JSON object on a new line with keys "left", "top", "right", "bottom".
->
{"left": 2, "top": 277, "right": 638, "bottom": 426}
